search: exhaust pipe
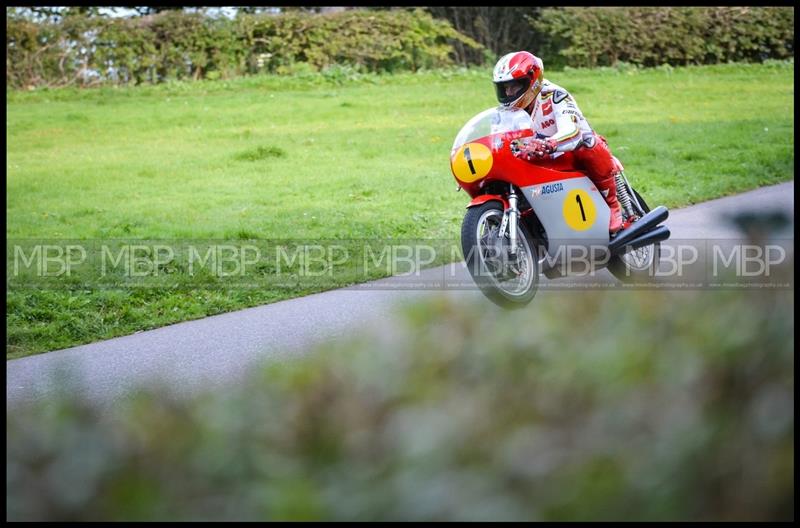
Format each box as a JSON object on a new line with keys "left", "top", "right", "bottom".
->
{"left": 610, "top": 225, "right": 671, "bottom": 256}
{"left": 609, "top": 205, "right": 669, "bottom": 254}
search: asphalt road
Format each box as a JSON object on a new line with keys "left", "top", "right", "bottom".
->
{"left": 6, "top": 182, "right": 794, "bottom": 409}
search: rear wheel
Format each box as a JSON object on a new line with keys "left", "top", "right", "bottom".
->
{"left": 607, "top": 187, "right": 661, "bottom": 283}
{"left": 461, "top": 201, "right": 539, "bottom": 308}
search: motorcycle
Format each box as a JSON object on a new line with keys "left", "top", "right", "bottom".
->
{"left": 450, "top": 106, "right": 670, "bottom": 308}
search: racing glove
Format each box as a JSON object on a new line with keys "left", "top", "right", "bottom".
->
{"left": 511, "top": 137, "right": 558, "bottom": 161}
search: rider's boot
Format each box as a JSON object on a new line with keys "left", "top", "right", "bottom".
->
{"left": 595, "top": 173, "right": 624, "bottom": 234}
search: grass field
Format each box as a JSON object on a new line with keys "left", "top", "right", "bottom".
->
{"left": 6, "top": 61, "right": 795, "bottom": 358}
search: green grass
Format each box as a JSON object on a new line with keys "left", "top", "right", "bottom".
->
{"left": 6, "top": 62, "right": 795, "bottom": 358}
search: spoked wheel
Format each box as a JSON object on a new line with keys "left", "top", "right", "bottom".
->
{"left": 461, "top": 201, "right": 539, "bottom": 308}
{"left": 607, "top": 187, "right": 661, "bottom": 283}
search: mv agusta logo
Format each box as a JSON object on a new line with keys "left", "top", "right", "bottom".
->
{"left": 531, "top": 182, "right": 564, "bottom": 197}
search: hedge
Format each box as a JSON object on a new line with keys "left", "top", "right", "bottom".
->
{"left": 532, "top": 7, "right": 795, "bottom": 69}
{"left": 5, "top": 8, "right": 484, "bottom": 88}
{"left": 5, "top": 7, "right": 795, "bottom": 89}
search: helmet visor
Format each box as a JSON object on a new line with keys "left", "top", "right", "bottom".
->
{"left": 494, "top": 76, "right": 532, "bottom": 105}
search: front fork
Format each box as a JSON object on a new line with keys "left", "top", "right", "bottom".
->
{"left": 497, "top": 184, "right": 520, "bottom": 256}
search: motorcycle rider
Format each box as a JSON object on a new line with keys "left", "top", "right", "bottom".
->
{"left": 492, "top": 51, "right": 626, "bottom": 234}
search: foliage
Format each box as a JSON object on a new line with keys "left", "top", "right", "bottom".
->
{"left": 8, "top": 6, "right": 794, "bottom": 89}
{"left": 425, "top": 7, "right": 543, "bottom": 65}
{"left": 533, "top": 7, "right": 795, "bottom": 68}
{"left": 6, "top": 280, "right": 794, "bottom": 520}
{"left": 237, "top": 9, "right": 482, "bottom": 75}
{"left": 6, "top": 8, "right": 485, "bottom": 88}
{"left": 6, "top": 10, "right": 106, "bottom": 88}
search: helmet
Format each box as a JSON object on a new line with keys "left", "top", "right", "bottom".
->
{"left": 492, "top": 51, "right": 544, "bottom": 110}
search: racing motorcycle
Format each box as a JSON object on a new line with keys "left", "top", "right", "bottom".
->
{"left": 450, "top": 106, "right": 670, "bottom": 308}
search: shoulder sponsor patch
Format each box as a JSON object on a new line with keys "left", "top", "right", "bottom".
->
{"left": 553, "top": 90, "right": 569, "bottom": 104}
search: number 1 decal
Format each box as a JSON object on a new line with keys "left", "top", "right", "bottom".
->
{"left": 576, "top": 194, "right": 587, "bottom": 222}
{"left": 463, "top": 147, "right": 477, "bottom": 175}
{"left": 451, "top": 142, "right": 492, "bottom": 183}
{"left": 563, "top": 189, "right": 597, "bottom": 231}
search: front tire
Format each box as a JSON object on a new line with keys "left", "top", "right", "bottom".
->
{"left": 461, "top": 201, "right": 539, "bottom": 309}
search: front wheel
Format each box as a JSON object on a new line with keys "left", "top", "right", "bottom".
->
{"left": 461, "top": 201, "right": 539, "bottom": 309}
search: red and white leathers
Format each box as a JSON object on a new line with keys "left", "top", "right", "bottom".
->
{"left": 520, "top": 80, "right": 625, "bottom": 233}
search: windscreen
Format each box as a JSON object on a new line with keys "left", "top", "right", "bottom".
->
{"left": 451, "top": 107, "right": 534, "bottom": 153}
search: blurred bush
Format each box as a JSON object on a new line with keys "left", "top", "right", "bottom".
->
{"left": 533, "top": 7, "right": 795, "bottom": 69}
{"left": 7, "top": 271, "right": 794, "bottom": 520}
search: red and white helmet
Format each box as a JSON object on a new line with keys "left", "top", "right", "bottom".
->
{"left": 492, "top": 51, "right": 544, "bottom": 110}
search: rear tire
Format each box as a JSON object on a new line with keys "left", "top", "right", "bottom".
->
{"left": 607, "top": 187, "right": 661, "bottom": 283}
{"left": 461, "top": 201, "right": 539, "bottom": 309}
